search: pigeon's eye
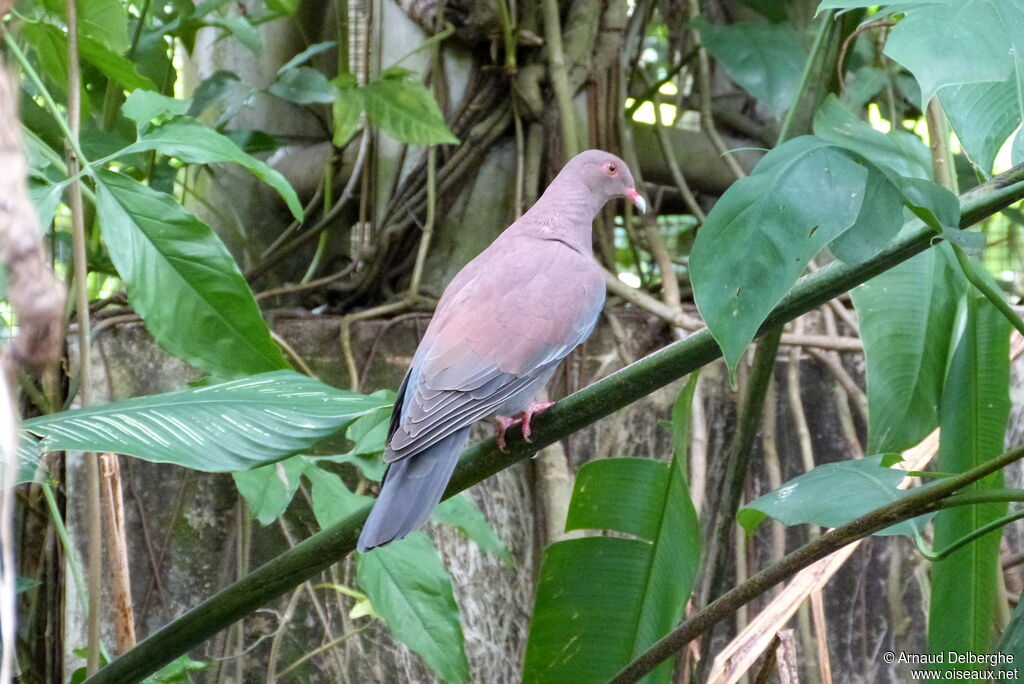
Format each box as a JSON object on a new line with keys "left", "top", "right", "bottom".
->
{"left": 607, "top": 162, "right": 617, "bottom": 175}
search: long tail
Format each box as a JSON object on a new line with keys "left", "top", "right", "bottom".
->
{"left": 357, "top": 427, "right": 470, "bottom": 552}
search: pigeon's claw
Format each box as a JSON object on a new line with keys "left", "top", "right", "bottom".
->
{"left": 519, "top": 401, "right": 555, "bottom": 442}
{"left": 494, "top": 415, "right": 519, "bottom": 452}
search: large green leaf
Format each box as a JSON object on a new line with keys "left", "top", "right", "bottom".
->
{"left": 233, "top": 455, "right": 307, "bottom": 525}
{"left": 524, "top": 377, "right": 701, "bottom": 684}
{"left": 113, "top": 114, "right": 303, "bottom": 220}
{"left": 691, "top": 136, "right": 866, "bottom": 371}
{"left": 737, "top": 454, "right": 933, "bottom": 538}
{"left": 691, "top": 17, "right": 806, "bottom": 114}
{"left": 813, "top": 96, "right": 974, "bottom": 254}
{"left": 93, "top": 169, "right": 290, "bottom": 377}
{"left": 357, "top": 534, "right": 470, "bottom": 684}
{"left": 928, "top": 289, "right": 1011, "bottom": 666}
{"left": 363, "top": 71, "right": 459, "bottom": 145}
{"left": 851, "top": 244, "right": 966, "bottom": 453}
{"left": 19, "top": 371, "right": 388, "bottom": 471}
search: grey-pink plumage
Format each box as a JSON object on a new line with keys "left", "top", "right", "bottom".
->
{"left": 357, "top": 149, "right": 646, "bottom": 551}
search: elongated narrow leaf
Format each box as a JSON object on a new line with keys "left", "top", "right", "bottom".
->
{"left": 524, "top": 375, "right": 701, "bottom": 684}
{"left": 738, "top": 454, "right": 933, "bottom": 537}
{"left": 691, "top": 17, "right": 806, "bottom": 114}
{"left": 363, "top": 77, "right": 459, "bottom": 145}
{"left": 851, "top": 244, "right": 965, "bottom": 453}
{"left": 20, "top": 371, "right": 389, "bottom": 471}
{"left": 929, "top": 289, "right": 1011, "bottom": 666}
{"left": 114, "top": 117, "right": 303, "bottom": 220}
{"left": 93, "top": 169, "right": 290, "bottom": 377}
{"left": 357, "top": 533, "right": 470, "bottom": 683}
{"left": 233, "top": 455, "right": 307, "bottom": 525}
{"left": 691, "top": 136, "right": 866, "bottom": 370}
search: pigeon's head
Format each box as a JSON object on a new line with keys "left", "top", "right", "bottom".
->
{"left": 565, "top": 149, "right": 647, "bottom": 214}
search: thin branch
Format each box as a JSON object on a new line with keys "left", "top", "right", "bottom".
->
{"left": 83, "top": 163, "right": 1024, "bottom": 684}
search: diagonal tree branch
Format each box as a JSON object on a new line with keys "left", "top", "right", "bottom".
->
{"left": 85, "top": 163, "right": 1024, "bottom": 684}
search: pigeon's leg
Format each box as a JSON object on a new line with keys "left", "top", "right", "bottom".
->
{"left": 518, "top": 401, "right": 555, "bottom": 442}
{"left": 493, "top": 415, "right": 520, "bottom": 452}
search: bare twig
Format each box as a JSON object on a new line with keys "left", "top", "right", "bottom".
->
{"left": 99, "top": 454, "right": 136, "bottom": 653}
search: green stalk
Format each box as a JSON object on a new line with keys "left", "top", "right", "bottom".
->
{"left": 2, "top": 30, "right": 88, "bottom": 166}
{"left": 777, "top": 10, "right": 834, "bottom": 145}
{"left": 952, "top": 244, "right": 1024, "bottom": 338}
{"left": 916, "top": 511, "right": 1024, "bottom": 562}
{"left": 84, "top": 163, "right": 1024, "bottom": 684}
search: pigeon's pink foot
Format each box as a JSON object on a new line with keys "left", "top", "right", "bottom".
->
{"left": 494, "top": 415, "right": 520, "bottom": 452}
{"left": 519, "top": 401, "right": 555, "bottom": 442}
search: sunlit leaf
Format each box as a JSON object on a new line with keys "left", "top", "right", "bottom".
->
{"left": 363, "top": 77, "right": 459, "bottom": 145}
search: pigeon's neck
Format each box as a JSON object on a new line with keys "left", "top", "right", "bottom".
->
{"left": 514, "top": 176, "right": 603, "bottom": 252}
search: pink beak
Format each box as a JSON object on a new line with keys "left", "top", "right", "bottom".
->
{"left": 627, "top": 188, "right": 647, "bottom": 214}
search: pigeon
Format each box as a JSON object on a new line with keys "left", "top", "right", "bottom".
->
{"left": 357, "top": 149, "right": 647, "bottom": 551}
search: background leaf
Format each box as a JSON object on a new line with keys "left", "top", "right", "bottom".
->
{"left": 93, "top": 169, "right": 290, "bottom": 377}
{"left": 268, "top": 67, "right": 336, "bottom": 105}
{"left": 357, "top": 534, "right": 470, "bottom": 684}
{"left": 363, "top": 77, "right": 459, "bottom": 145}
{"left": 433, "top": 494, "right": 514, "bottom": 565}
{"left": 115, "top": 117, "right": 304, "bottom": 220}
{"left": 691, "top": 17, "right": 805, "bottom": 114}
{"left": 20, "top": 371, "right": 388, "bottom": 471}
{"left": 233, "top": 455, "right": 307, "bottom": 525}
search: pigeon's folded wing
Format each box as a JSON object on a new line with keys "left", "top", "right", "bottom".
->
{"left": 385, "top": 239, "right": 604, "bottom": 461}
